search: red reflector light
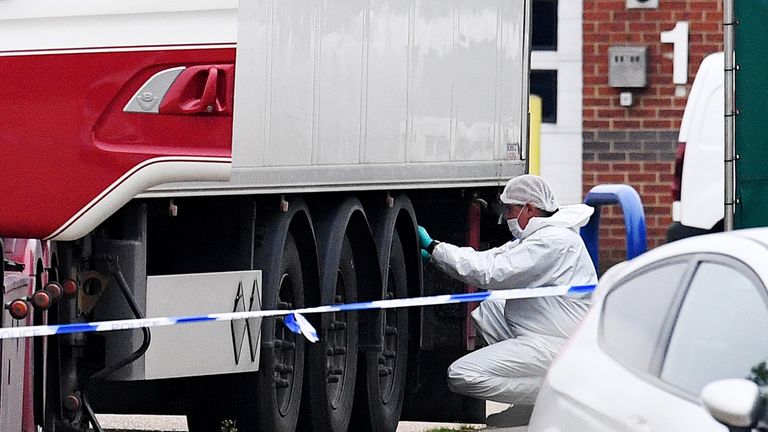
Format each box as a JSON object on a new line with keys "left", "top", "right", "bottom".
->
{"left": 44, "top": 281, "right": 63, "bottom": 301}
{"left": 64, "top": 394, "right": 82, "bottom": 412}
{"left": 6, "top": 299, "right": 29, "bottom": 320}
{"left": 62, "top": 279, "right": 79, "bottom": 298}
{"left": 671, "top": 142, "right": 686, "bottom": 201}
{"left": 31, "top": 290, "right": 52, "bottom": 310}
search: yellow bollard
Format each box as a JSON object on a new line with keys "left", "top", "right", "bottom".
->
{"left": 528, "top": 95, "right": 542, "bottom": 175}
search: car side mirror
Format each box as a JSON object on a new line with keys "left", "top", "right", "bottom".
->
{"left": 701, "top": 379, "right": 762, "bottom": 430}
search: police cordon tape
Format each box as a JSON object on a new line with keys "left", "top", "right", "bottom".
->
{"left": 0, "top": 284, "right": 596, "bottom": 342}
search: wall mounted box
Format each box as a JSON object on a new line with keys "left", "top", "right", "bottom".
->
{"left": 608, "top": 46, "right": 648, "bottom": 88}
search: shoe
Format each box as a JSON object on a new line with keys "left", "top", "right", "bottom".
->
{"left": 485, "top": 404, "right": 534, "bottom": 427}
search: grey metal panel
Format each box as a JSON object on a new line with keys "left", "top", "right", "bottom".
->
{"left": 363, "top": 0, "right": 409, "bottom": 164}
{"left": 315, "top": 0, "right": 364, "bottom": 165}
{"left": 266, "top": 0, "right": 314, "bottom": 167}
{"left": 139, "top": 160, "right": 526, "bottom": 197}
{"left": 453, "top": 0, "right": 498, "bottom": 162}
{"left": 498, "top": 0, "right": 527, "bottom": 161}
{"left": 142, "top": 271, "right": 262, "bottom": 380}
{"left": 228, "top": 0, "right": 529, "bottom": 189}
{"left": 231, "top": 0, "right": 269, "bottom": 168}
{"left": 407, "top": 0, "right": 453, "bottom": 163}
{"left": 608, "top": 46, "right": 648, "bottom": 88}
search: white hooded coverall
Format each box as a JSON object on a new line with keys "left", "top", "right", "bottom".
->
{"left": 431, "top": 204, "right": 597, "bottom": 405}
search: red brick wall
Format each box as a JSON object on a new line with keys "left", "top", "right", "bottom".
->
{"left": 582, "top": 0, "right": 723, "bottom": 272}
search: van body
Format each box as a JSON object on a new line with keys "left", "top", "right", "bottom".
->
{"left": 667, "top": 52, "right": 724, "bottom": 242}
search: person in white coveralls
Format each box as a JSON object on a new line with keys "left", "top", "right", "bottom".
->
{"left": 418, "top": 175, "right": 597, "bottom": 426}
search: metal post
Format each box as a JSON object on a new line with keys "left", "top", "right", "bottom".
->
{"left": 724, "top": 0, "right": 736, "bottom": 231}
{"left": 464, "top": 199, "right": 482, "bottom": 351}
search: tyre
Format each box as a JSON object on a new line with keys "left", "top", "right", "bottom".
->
{"left": 666, "top": 219, "right": 723, "bottom": 243}
{"left": 188, "top": 232, "right": 306, "bottom": 432}
{"left": 354, "top": 231, "right": 409, "bottom": 432}
{"left": 300, "top": 235, "right": 358, "bottom": 432}
{"left": 254, "top": 232, "right": 306, "bottom": 432}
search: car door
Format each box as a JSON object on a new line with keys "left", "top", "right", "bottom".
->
{"left": 534, "top": 260, "right": 719, "bottom": 432}
{"left": 602, "top": 256, "right": 768, "bottom": 432}
{"left": 602, "top": 255, "right": 768, "bottom": 432}
{"left": 593, "top": 260, "right": 727, "bottom": 432}
{"left": 651, "top": 257, "right": 768, "bottom": 427}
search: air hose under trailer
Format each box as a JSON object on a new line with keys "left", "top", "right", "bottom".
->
{"left": 80, "top": 256, "right": 151, "bottom": 432}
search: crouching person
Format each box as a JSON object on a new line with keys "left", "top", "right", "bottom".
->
{"left": 418, "top": 175, "right": 597, "bottom": 426}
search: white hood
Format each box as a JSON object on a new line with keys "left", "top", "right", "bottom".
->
{"left": 520, "top": 204, "right": 594, "bottom": 239}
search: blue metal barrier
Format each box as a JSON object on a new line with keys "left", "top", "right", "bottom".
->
{"left": 581, "top": 184, "right": 647, "bottom": 270}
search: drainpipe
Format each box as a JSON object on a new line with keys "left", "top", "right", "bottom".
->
{"left": 724, "top": 0, "right": 736, "bottom": 231}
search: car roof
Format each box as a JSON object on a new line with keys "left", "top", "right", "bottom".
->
{"left": 729, "top": 227, "right": 768, "bottom": 246}
{"left": 598, "top": 227, "right": 768, "bottom": 293}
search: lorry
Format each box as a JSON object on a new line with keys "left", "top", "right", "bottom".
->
{"left": 0, "top": 1, "right": 532, "bottom": 431}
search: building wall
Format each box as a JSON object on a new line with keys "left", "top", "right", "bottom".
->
{"left": 582, "top": 0, "right": 722, "bottom": 271}
{"left": 534, "top": 0, "right": 583, "bottom": 205}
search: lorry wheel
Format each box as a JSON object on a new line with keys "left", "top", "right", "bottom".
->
{"left": 189, "top": 230, "right": 308, "bottom": 432}
{"left": 254, "top": 232, "right": 306, "bottom": 432}
{"left": 300, "top": 235, "right": 358, "bottom": 432}
{"left": 354, "top": 231, "right": 409, "bottom": 432}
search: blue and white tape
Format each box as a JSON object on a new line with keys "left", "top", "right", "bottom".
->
{"left": 0, "top": 284, "right": 595, "bottom": 342}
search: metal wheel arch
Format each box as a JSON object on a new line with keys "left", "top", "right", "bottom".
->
{"left": 367, "top": 195, "right": 420, "bottom": 294}
{"left": 297, "top": 195, "right": 382, "bottom": 432}
{"left": 365, "top": 193, "right": 423, "bottom": 401}
{"left": 250, "top": 196, "right": 320, "bottom": 432}
{"left": 365, "top": 193, "right": 422, "bottom": 350}
{"left": 252, "top": 196, "right": 320, "bottom": 312}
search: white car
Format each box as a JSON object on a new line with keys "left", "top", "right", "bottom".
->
{"left": 529, "top": 228, "right": 768, "bottom": 432}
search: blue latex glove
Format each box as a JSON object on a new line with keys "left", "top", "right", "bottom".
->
{"left": 417, "top": 226, "right": 433, "bottom": 250}
{"left": 421, "top": 249, "right": 431, "bottom": 264}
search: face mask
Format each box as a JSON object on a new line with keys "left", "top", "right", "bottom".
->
{"left": 507, "top": 206, "right": 524, "bottom": 238}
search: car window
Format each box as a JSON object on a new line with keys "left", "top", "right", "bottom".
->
{"left": 661, "top": 261, "right": 768, "bottom": 395}
{"left": 601, "top": 262, "right": 688, "bottom": 374}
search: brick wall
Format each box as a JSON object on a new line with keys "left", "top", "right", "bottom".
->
{"left": 582, "top": 0, "right": 722, "bottom": 272}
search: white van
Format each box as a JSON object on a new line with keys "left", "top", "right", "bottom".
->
{"left": 667, "top": 52, "right": 724, "bottom": 241}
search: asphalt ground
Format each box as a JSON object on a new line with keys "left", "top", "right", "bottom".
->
{"left": 94, "top": 415, "right": 525, "bottom": 431}
{"left": 93, "top": 401, "right": 527, "bottom": 432}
